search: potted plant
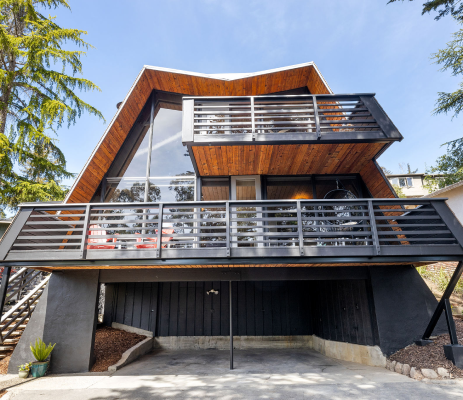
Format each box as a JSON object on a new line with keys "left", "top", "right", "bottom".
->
{"left": 30, "top": 338, "right": 55, "bottom": 378}
{"left": 18, "top": 363, "right": 31, "bottom": 379}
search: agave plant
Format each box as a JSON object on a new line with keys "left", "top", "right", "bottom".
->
{"left": 30, "top": 338, "right": 56, "bottom": 362}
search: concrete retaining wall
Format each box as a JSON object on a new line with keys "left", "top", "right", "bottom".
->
{"left": 108, "top": 337, "right": 154, "bottom": 372}
{"left": 153, "top": 335, "right": 385, "bottom": 367}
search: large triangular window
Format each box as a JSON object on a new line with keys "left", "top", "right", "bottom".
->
{"left": 105, "top": 100, "right": 195, "bottom": 203}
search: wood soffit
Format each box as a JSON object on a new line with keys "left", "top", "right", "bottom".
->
{"left": 33, "top": 262, "right": 426, "bottom": 272}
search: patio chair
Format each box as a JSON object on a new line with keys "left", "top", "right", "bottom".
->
{"left": 134, "top": 228, "right": 174, "bottom": 249}
{"left": 87, "top": 224, "right": 116, "bottom": 250}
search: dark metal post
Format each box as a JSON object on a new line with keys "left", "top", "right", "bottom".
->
{"left": 444, "top": 299, "right": 459, "bottom": 345}
{"left": 229, "top": 280, "right": 233, "bottom": 370}
{"left": 416, "top": 261, "right": 463, "bottom": 345}
{"left": 0, "top": 267, "right": 11, "bottom": 314}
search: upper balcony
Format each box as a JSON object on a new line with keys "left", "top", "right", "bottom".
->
{"left": 1, "top": 197, "right": 462, "bottom": 269}
{"left": 182, "top": 94, "right": 402, "bottom": 177}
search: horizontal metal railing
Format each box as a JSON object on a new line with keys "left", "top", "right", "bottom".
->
{"left": 0, "top": 198, "right": 462, "bottom": 264}
{"left": 182, "top": 94, "right": 403, "bottom": 143}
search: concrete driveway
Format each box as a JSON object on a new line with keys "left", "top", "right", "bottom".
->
{"left": 4, "top": 348, "right": 463, "bottom": 399}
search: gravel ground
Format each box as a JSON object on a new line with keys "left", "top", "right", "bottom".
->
{"left": 90, "top": 327, "right": 147, "bottom": 372}
{"left": 390, "top": 319, "right": 463, "bottom": 378}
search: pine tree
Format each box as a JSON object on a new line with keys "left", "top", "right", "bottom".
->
{"left": 0, "top": 0, "right": 104, "bottom": 216}
{"left": 389, "top": 0, "right": 463, "bottom": 187}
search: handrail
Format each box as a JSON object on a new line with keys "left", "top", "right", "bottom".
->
{"left": 1, "top": 275, "right": 50, "bottom": 322}
{"left": 1, "top": 198, "right": 463, "bottom": 264}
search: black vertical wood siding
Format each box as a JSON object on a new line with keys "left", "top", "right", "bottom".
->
{"left": 104, "top": 279, "right": 378, "bottom": 346}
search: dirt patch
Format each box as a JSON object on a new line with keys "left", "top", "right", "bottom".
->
{"left": 91, "top": 327, "right": 147, "bottom": 372}
{"left": 0, "top": 352, "right": 13, "bottom": 375}
{"left": 389, "top": 319, "right": 463, "bottom": 378}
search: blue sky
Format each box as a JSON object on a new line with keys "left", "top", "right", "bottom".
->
{"left": 51, "top": 0, "right": 461, "bottom": 184}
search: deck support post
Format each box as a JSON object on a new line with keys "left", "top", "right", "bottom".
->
{"left": 415, "top": 261, "right": 463, "bottom": 367}
{"left": 229, "top": 280, "right": 233, "bottom": 370}
{"left": 0, "top": 267, "right": 11, "bottom": 314}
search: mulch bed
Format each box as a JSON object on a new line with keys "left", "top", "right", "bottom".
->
{"left": 389, "top": 319, "right": 463, "bottom": 378}
{"left": 0, "top": 352, "right": 13, "bottom": 375}
{"left": 90, "top": 327, "right": 147, "bottom": 372}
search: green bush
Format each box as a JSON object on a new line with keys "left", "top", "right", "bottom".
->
{"left": 417, "top": 266, "right": 463, "bottom": 295}
{"left": 30, "top": 338, "right": 55, "bottom": 362}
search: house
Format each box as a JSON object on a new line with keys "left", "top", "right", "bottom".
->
{"left": 1, "top": 62, "right": 462, "bottom": 373}
{"left": 386, "top": 173, "right": 445, "bottom": 197}
{"left": 424, "top": 179, "right": 463, "bottom": 224}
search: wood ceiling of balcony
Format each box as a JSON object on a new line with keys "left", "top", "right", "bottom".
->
{"left": 193, "top": 144, "right": 395, "bottom": 199}
{"left": 33, "top": 262, "right": 427, "bottom": 272}
{"left": 193, "top": 143, "right": 383, "bottom": 176}
{"left": 66, "top": 64, "right": 330, "bottom": 204}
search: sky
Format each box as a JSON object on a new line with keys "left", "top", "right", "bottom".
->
{"left": 49, "top": 0, "right": 462, "bottom": 186}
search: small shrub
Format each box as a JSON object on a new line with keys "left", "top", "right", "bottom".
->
{"left": 418, "top": 266, "right": 463, "bottom": 296}
{"left": 30, "top": 338, "right": 55, "bottom": 362}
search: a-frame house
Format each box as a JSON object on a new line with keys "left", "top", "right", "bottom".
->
{"left": 1, "top": 62, "right": 463, "bottom": 373}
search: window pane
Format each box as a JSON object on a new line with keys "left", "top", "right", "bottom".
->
{"left": 201, "top": 178, "right": 229, "bottom": 201}
{"left": 118, "top": 130, "right": 150, "bottom": 179}
{"left": 149, "top": 108, "right": 194, "bottom": 177}
{"left": 266, "top": 178, "right": 313, "bottom": 200}
{"left": 106, "top": 178, "right": 146, "bottom": 203}
{"left": 148, "top": 177, "right": 195, "bottom": 203}
{"left": 399, "top": 178, "right": 406, "bottom": 187}
{"left": 407, "top": 177, "right": 413, "bottom": 187}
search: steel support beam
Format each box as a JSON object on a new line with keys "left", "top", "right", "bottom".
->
{"left": 0, "top": 267, "right": 11, "bottom": 314}
{"left": 229, "top": 280, "right": 233, "bottom": 370}
{"left": 416, "top": 261, "right": 463, "bottom": 346}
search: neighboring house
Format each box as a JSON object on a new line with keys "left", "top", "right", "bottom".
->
{"left": 386, "top": 173, "right": 444, "bottom": 197}
{"left": 1, "top": 62, "right": 462, "bottom": 374}
{"left": 425, "top": 180, "right": 463, "bottom": 225}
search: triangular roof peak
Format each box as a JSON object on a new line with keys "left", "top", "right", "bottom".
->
{"left": 143, "top": 61, "right": 332, "bottom": 90}
{"left": 65, "top": 62, "right": 332, "bottom": 204}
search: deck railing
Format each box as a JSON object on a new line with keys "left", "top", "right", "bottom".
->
{"left": 0, "top": 198, "right": 462, "bottom": 265}
{"left": 182, "top": 94, "right": 403, "bottom": 144}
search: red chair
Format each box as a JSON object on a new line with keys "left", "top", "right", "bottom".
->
{"left": 134, "top": 229, "right": 174, "bottom": 249}
{"left": 87, "top": 225, "right": 116, "bottom": 250}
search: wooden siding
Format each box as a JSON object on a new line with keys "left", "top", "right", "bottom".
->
{"left": 104, "top": 279, "right": 378, "bottom": 346}
{"left": 67, "top": 64, "right": 330, "bottom": 204}
{"left": 311, "top": 280, "right": 378, "bottom": 346}
{"left": 192, "top": 143, "right": 385, "bottom": 176}
{"left": 360, "top": 160, "right": 396, "bottom": 198}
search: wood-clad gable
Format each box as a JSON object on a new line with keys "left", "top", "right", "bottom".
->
{"left": 66, "top": 63, "right": 331, "bottom": 204}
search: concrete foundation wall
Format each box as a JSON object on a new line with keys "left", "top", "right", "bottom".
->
{"left": 153, "top": 335, "right": 386, "bottom": 367}
{"left": 369, "top": 265, "right": 447, "bottom": 356}
{"left": 9, "top": 271, "right": 100, "bottom": 374}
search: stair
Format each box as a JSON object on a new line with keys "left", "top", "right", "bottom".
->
{"left": 0, "top": 269, "right": 50, "bottom": 361}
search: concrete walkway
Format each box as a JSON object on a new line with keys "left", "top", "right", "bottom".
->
{"left": 4, "top": 348, "right": 463, "bottom": 399}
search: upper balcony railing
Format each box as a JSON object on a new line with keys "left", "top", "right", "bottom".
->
{"left": 182, "top": 94, "right": 403, "bottom": 145}
{"left": 0, "top": 198, "right": 462, "bottom": 267}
